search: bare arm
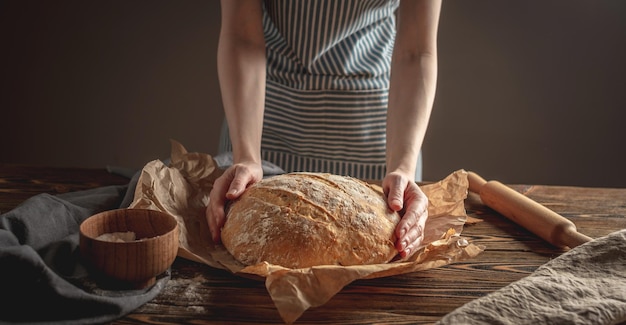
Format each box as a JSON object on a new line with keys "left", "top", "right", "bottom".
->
{"left": 208, "top": 0, "right": 266, "bottom": 242}
{"left": 218, "top": 0, "right": 266, "bottom": 165}
{"left": 384, "top": 0, "right": 441, "bottom": 258}
{"left": 386, "top": 0, "right": 440, "bottom": 180}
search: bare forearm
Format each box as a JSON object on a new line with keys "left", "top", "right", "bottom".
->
{"left": 386, "top": 0, "right": 440, "bottom": 177}
{"left": 218, "top": 0, "right": 266, "bottom": 164}
{"left": 386, "top": 53, "right": 437, "bottom": 176}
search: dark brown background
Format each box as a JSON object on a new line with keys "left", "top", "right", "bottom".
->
{"left": 2, "top": 1, "right": 625, "bottom": 187}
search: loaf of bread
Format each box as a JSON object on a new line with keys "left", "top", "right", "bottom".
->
{"left": 221, "top": 172, "right": 401, "bottom": 269}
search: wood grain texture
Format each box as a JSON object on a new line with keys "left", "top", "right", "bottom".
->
{"left": 1, "top": 164, "right": 624, "bottom": 324}
{"left": 0, "top": 163, "right": 129, "bottom": 214}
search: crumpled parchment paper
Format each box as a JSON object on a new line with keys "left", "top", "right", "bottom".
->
{"left": 130, "top": 140, "right": 484, "bottom": 323}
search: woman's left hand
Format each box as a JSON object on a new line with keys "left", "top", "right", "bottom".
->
{"left": 382, "top": 171, "right": 429, "bottom": 259}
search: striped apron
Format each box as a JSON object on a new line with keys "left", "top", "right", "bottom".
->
{"left": 219, "top": 0, "right": 422, "bottom": 181}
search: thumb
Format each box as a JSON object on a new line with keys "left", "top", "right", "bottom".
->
{"left": 225, "top": 165, "right": 254, "bottom": 199}
{"left": 384, "top": 176, "right": 405, "bottom": 212}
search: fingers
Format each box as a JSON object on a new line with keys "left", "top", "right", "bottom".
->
{"left": 206, "top": 163, "right": 264, "bottom": 243}
{"left": 207, "top": 174, "right": 231, "bottom": 243}
{"left": 384, "top": 174, "right": 429, "bottom": 258}
{"left": 395, "top": 211, "right": 426, "bottom": 258}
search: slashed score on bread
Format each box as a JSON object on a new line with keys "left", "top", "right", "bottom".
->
{"left": 221, "top": 172, "right": 401, "bottom": 269}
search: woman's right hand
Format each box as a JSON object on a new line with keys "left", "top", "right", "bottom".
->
{"left": 206, "top": 161, "right": 263, "bottom": 243}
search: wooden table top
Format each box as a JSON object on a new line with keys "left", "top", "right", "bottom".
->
{"left": 1, "top": 163, "right": 625, "bottom": 324}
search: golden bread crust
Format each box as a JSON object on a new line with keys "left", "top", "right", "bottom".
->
{"left": 221, "top": 172, "right": 400, "bottom": 268}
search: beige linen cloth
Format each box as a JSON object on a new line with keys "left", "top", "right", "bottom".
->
{"left": 438, "top": 229, "right": 626, "bottom": 325}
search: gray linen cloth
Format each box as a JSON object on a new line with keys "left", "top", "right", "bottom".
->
{"left": 0, "top": 182, "right": 170, "bottom": 325}
{"left": 0, "top": 154, "right": 284, "bottom": 324}
{"left": 438, "top": 229, "right": 626, "bottom": 325}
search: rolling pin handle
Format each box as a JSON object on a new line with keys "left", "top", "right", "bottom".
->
{"left": 467, "top": 171, "right": 488, "bottom": 194}
{"left": 559, "top": 226, "right": 594, "bottom": 249}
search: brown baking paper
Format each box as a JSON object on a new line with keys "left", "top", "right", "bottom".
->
{"left": 130, "top": 140, "right": 484, "bottom": 324}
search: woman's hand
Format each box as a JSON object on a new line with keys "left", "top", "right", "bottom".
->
{"left": 383, "top": 171, "right": 429, "bottom": 259}
{"left": 206, "top": 161, "right": 263, "bottom": 243}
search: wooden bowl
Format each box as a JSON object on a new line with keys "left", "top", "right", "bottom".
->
{"left": 79, "top": 208, "right": 179, "bottom": 289}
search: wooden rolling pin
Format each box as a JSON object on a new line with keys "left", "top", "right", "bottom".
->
{"left": 467, "top": 171, "right": 593, "bottom": 249}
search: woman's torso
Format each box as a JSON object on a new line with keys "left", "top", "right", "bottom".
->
{"left": 223, "top": 0, "right": 402, "bottom": 180}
